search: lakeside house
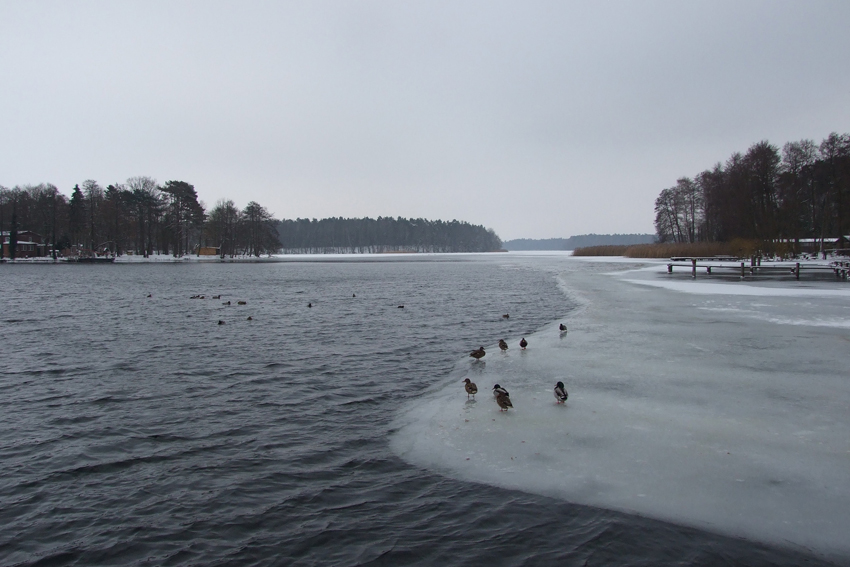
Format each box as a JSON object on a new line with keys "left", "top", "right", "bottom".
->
{"left": 1, "top": 231, "right": 48, "bottom": 258}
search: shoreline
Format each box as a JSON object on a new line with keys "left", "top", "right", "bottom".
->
{"left": 0, "top": 251, "right": 513, "bottom": 264}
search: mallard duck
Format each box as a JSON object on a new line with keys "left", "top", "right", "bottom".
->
{"left": 308, "top": 302, "right": 312, "bottom": 308}
{"left": 502, "top": 314, "right": 510, "bottom": 319}
{"left": 554, "top": 381, "right": 568, "bottom": 403}
{"left": 237, "top": 300, "right": 247, "bottom": 305}
{"left": 217, "top": 320, "right": 225, "bottom": 325}
{"left": 495, "top": 392, "right": 513, "bottom": 411}
{"left": 519, "top": 338, "right": 528, "bottom": 350}
{"left": 559, "top": 323, "right": 567, "bottom": 332}
{"left": 498, "top": 339, "right": 508, "bottom": 351}
{"left": 463, "top": 378, "right": 478, "bottom": 399}
{"left": 493, "top": 385, "right": 512, "bottom": 411}
{"left": 469, "top": 347, "right": 485, "bottom": 360}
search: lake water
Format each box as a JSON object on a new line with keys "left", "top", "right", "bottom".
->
{"left": 0, "top": 255, "right": 845, "bottom": 566}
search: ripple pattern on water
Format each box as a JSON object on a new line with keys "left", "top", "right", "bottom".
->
{"left": 0, "top": 259, "right": 838, "bottom": 566}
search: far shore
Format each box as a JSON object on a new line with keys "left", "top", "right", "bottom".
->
{"left": 1, "top": 250, "right": 514, "bottom": 264}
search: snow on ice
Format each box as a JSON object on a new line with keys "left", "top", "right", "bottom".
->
{"left": 392, "top": 256, "right": 850, "bottom": 561}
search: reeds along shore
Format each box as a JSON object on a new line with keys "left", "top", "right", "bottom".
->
{"left": 571, "top": 239, "right": 835, "bottom": 259}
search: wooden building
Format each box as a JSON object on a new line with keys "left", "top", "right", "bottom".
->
{"left": 1, "top": 231, "right": 48, "bottom": 258}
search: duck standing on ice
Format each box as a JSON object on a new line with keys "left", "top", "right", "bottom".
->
{"left": 554, "top": 381, "right": 568, "bottom": 403}
{"left": 493, "top": 384, "right": 513, "bottom": 411}
{"left": 559, "top": 323, "right": 567, "bottom": 332}
{"left": 498, "top": 339, "right": 508, "bottom": 351}
{"left": 469, "top": 347, "right": 485, "bottom": 360}
{"left": 519, "top": 338, "right": 528, "bottom": 350}
{"left": 463, "top": 378, "right": 478, "bottom": 399}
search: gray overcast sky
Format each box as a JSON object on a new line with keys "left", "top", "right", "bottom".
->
{"left": 2, "top": 1, "right": 849, "bottom": 240}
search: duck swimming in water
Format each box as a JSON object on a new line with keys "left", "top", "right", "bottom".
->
{"left": 519, "top": 338, "right": 528, "bottom": 350}
{"left": 493, "top": 384, "right": 512, "bottom": 410}
{"left": 554, "top": 381, "right": 568, "bottom": 403}
{"left": 469, "top": 347, "right": 485, "bottom": 360}
{"left": 498, "top": 339, "right": 508, "bottom": 351}
{"left": 463, "top": 378, "right": 478, "bottom": 399}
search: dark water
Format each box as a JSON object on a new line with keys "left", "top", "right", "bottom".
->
{"left": 0, "top": 257, "right": 839, "bottom": 566}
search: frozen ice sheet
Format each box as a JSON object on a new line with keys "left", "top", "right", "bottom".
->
{"left": 392, "top": 260, "right": 850, "bottom": 561}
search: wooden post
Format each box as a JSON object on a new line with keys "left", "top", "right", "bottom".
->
{"left": 667, "top": 263, "right": 673, "bottom": 274}
{"left": 692, "top": 258, "right": 697, "bottom": 278}
{"left": 795, "top": 262, "right": 800, "bottom": 281}
{"left": 741, "top": 262, "right": 745, "bottom": 278}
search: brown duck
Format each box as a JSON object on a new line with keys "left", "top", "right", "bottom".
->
{"left": 498, "top": 339, "right": 508, "bottom": 351}
{"left": 463, "top": 378, "right": 478, "bottom": 399}
{"left": 469, "top": 347, "right": 485, "bottom": 360}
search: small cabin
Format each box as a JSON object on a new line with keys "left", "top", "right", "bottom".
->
{"left": 1, "top": 231, "right": 48, "bottom": 258}
{"left": 197, "top": 246, "right": 221, "bottom": 256}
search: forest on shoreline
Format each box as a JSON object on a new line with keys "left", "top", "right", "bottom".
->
{"left": 575, "top": 131, "right": 850, "bottom": 259}
{"left": 0, "top": 178, "right": 502, "bottom": 259}
{"left": 651, "top": 131, "right": 849, "bottom": 254}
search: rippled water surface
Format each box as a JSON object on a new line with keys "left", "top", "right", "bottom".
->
{"left": 0, "top": 256, "right": 839, "bottom": 566}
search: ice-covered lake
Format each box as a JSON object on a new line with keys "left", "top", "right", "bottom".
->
{"left": 393, "top": 254, "right": 850, "bottom": 562}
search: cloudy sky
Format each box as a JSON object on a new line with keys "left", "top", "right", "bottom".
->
{"left": 2, "top": 1, "right": 849, "bottom": 240}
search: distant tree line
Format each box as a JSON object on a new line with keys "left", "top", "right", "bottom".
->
{"left": 654, "top": 132, "right": 850, "bottom": 249}
{"left": 0, "top": 178, "right": 280, "bottom": 258}
{"left": 0, "top": 179, "right": 503, "bottom": 258}
{"left": 275, "top": 217, "right": 502, "bottom": 253}
{"left": 503, "top": 234, "right": 656, "bottom": 251}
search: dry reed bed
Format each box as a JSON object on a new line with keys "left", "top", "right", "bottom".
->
{"left": 572, "top": 240, "right": 782, "bottom": 259}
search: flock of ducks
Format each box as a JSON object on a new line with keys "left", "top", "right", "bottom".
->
{"left": 463, "top": 322, "right": 570, "bottom": 411}
{"left": 463, "top": 379, "right": 568, "bottom": 411}
{"left": 183, "top": 295, "right": 253, "bottom": 325}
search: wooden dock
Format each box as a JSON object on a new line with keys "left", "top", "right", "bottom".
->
{"left": 666, "top": 257, "right": 850, "bottom": 281}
